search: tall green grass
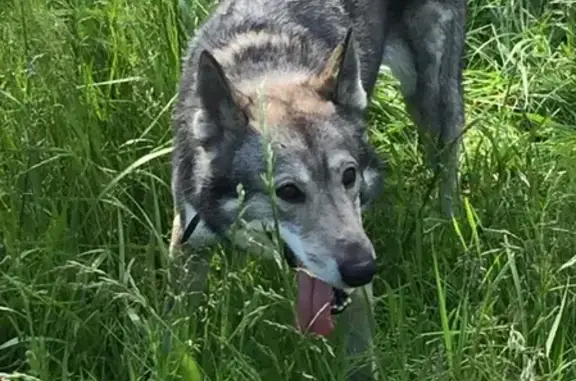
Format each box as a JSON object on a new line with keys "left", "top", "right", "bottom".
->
{"left": 1, "top": 0, "right": 575, "bottom": 380}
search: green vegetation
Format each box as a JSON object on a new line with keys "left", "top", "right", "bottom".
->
{"left": 1, "top": 0, "right": 575, "bottom": 380}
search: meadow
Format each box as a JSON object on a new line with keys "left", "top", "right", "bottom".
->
{"left": 1, "top": 0, "right": 576, "bottom": 380}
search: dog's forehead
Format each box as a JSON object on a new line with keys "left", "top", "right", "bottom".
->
{"left": 270, "top": 113, "right": 353, "bottom": 156}
{"left": 241, "top": 78, "right": 360, "bottom": 150}
{"left": 243, "top": 80, "right": 335, "bottom": 125}
{"left": 239, "top": 81, "right": 361, "bottom": 177}
{"left": 267, "top": 116, "right": 359, "bottom": 181}
{"left": 233, "top": 114, "right": 353, "bottom": 176}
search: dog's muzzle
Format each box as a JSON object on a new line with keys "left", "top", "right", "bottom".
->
{"left": 278, "top": 237, "right": 352, "bottom": 315}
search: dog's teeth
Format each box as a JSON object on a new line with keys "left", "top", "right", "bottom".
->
{"left": 330, "top": 288, "right": 353, "bottom": 315}
{"left": 331, "top": 305, "right": 345, "bottom": 315}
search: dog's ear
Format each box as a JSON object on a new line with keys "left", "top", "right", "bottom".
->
{"left": 314, "top": 28, "right": 367, "bottom": 111}
{"left": 195, "top": 50, "right": 249, "bottom": 147}
{"left": 334, "top": 28, "right": 367, "bottom": 110}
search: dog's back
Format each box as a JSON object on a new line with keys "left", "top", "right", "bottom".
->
{"left": 174, "top": 0, "right": 388, "bottom": 122}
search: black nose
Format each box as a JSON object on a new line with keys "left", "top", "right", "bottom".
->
{"left": 339, "top": 258, "right": 377, "bottom": 288}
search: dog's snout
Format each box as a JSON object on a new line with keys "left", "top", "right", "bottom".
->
{"left": 338, "top": 256, "right": 377, "bottom": 288}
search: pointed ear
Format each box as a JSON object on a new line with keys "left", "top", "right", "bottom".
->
{"left": 335, "top": 28, "right": 367, "bottom": 110}
{"left": 312, "top": 43, "right": 344, "bottom": 98}
{"left": 195, "top": 50, "right": 249, "bottom": 147}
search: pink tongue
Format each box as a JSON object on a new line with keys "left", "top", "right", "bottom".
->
{"left": 296, "top": 270, "right": 334, "bottom": 337}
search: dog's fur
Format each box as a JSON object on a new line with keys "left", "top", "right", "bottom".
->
{"left": 169, "top": 0, "right": 467, "bottom": 379}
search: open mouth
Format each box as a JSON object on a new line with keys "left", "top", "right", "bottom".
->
{"left": 281, "top": 240, "right": 352, "bottom": 336}
{"left": 182, "top": 215, "right": 353, "bottom": 336}
{"left": 281, "top": 239, "right": 351, "bottom": 313}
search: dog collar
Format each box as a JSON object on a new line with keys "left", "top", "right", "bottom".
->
{"left": 180, "top": 213, "right": 201, "bottom": 245}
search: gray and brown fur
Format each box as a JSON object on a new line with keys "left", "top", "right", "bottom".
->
{"left": 169, "top": 0, "right": 467, "bottom": 379}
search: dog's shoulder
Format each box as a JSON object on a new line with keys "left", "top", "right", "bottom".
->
{"left": 188, "top": 0, "right": 352, "bottom": 53}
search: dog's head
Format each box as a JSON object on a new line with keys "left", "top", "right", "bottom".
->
{"left": 188, "top": 30, "right": 383, "bottom": 290}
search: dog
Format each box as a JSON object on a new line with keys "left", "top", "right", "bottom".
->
{"left": 168, "top": 0, "right": 467, "bottom": 379}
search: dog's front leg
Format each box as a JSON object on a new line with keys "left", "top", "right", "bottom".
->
{"left": 341, "top": 283, "right": 378, "bottom": 381}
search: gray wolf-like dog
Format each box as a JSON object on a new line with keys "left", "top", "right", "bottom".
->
{"left": 168, "top": 0, "right": 466, "bottom": 379}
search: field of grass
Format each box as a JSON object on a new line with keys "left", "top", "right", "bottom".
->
{"left": 1, "top": 0, "right": 576, "bottom": 380}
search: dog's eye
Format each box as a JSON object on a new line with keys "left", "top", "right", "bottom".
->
{"left": 342, "top": 167, "right": 357, "bottom": 188}
{"left": 276, "top": 184, "right": 306, "bottom": 203}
